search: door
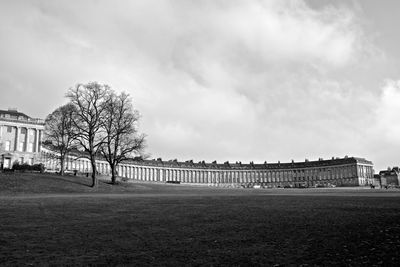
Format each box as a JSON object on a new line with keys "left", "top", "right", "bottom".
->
{"left": 3, "top": 158, "right": 11, "bottom": 169}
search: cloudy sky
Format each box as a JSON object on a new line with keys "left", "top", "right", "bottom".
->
{"left": 0, "top": 0, "right": 399, "bottom": 171}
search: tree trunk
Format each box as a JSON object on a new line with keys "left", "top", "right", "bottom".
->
{"left": 60, "top": 156, "right": 65, "bottom": 176}
{"left": 90, "top": 157, "right": 97, "bottom": 188}
{"left": 111, "top": 165, "right": 116, "bottom": 184}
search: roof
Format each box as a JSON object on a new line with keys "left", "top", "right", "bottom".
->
{"left": 379, "top": 167, "right": 400, "bottom": 176}
{"left": 125, "top": 156, "right": 373, "bottom": 170}
{"left": 0, "top": 109, "right": 31, "bottom": 120}
{"left": 0, "top": 108, "right": 44, "bottom": 125}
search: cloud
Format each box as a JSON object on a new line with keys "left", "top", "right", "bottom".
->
{"left": 0, "top": 0, "right": 385, "bottom": 167}
{"left": 374, "top": 80, "right": 400, "bottom": 143}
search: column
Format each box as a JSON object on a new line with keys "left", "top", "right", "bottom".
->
{"left": 25, "top": 128, "right": 29, "bottom": 152}
{"left": 37, "top": 130, "right": 42, "bottom": 152}
{"left": 35, "top": 129, "right": 39, "bottom": 152}
{"left": 14, "top": 126, "right": 20, "bottom": 151}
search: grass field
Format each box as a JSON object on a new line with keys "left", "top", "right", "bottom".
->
{"left": 1, "top": 173, "right": 400, "bottom": 266}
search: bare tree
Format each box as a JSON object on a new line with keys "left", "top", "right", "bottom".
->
{"left": 100, "top": 92, "right": 145, "bottom": 184}
{"left": 66, "top": 82, "right": 110, "bottom": 187}
{"left": 44, "top": 103, "right": 77, "bottom": 175}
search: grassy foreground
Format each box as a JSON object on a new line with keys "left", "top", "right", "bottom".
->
{"left": 1, "top": 173, "right": 400, "bottom": 266}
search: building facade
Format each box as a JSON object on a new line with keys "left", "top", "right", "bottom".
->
{"left": 0, "top": 109, "right": 44, "bottom": 169}
{"left": 41, "top": 149, "right": 374, "bottom": 187}
{"left": 378, "top": 167, "right": 400, "bottom": 186}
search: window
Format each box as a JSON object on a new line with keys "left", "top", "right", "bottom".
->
{"left": 28, "top": 143, "right": 33, "bottom": 152}
{"left": 19, "top": 142, "right": 24, "bottom": 151}
{"left": 21, "top": 128, "right": 27, "bottom": 134}
{"left": 7, "top": 126, "right": 12, "bottom": 133}
{"left": 5, "top": 141, "right": 11, "bottom": 151}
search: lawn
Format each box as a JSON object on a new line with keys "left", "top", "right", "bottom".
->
{"left": 1, "top": 173, "right": 400, "bottom": 265}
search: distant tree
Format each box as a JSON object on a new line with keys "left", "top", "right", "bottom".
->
{"left": 100, "top": 91, "right": 145, "bottom": 184}
{"left": 44, "top": 103, "right": 77, "bottom": 176}
{"left": 66, "top": 82, "right": 110, "bottom": 187}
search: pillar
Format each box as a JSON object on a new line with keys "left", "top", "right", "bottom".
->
{"left": 24, "top": 128, "right": 29, "bottom": 152}
{"left": 38, "top": 130, "right": 42, "bottom": 152}
{"left": 32, "top": 128, "right": 36, "bottom": 152}
{"left": 14, "top": 126, "right": 20, "bottom": 151}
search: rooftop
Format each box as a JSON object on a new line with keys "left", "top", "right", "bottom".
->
{"left": 124, "top": 156, "right": 373, "bottom": 170}
{"left": 0, "top": 108, "right": 44, "bottom": 125}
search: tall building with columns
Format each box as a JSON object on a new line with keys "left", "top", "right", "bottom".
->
{"left": 0, "top": 108, "right": 44, "bottom": 169}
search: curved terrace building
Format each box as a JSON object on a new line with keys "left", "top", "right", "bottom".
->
{"left": 41, "top": 148, "right": 374, "bottom": 187}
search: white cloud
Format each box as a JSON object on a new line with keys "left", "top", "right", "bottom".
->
{"left": 375, "top": 80, "right": 400, "bottom": 143}
{"left": 0, "top": 0, "right": 386, "bottom": 167}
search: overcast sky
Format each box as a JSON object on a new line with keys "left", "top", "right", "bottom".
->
{"left": 1, "top": 0, "right": 399, "bottom": 171}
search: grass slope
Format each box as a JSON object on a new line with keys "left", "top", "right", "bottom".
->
{"left": 1, "top": 173, "right": 400, "bottom": 265}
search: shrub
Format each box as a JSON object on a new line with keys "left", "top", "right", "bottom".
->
{"left": 12, "top": 162, "right": 44, "bottom": 172}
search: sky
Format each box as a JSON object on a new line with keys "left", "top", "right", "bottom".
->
{"left": 0, "top": 0, "right": 399, "bottom": 171}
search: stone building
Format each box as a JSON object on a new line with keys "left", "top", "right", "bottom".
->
{"left": 0, "top": 108, "right": 44, "bottom": 169}
{"left": 378, "top": 167, "right": 400, "bottom": 186}
{"left": 42, "top": 150, "right": 375, "bottom": 187}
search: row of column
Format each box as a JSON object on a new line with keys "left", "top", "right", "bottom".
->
{"left": 42, "top": 153, "right": 110, "bottom": 174}
{"left": 115, "top": 164, "right": 362, "bottom": 185}
{"left": 39, "top": 151, "right": 370, "bottom": 186}
{"left": 358, "top": 165, "right": 374, "bottom": 179}
{"left": 9, "top": 126, "right": 41, "bottom": 153}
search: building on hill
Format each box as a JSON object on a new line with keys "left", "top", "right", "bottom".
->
{"left": 0, "top": 108, "right": 44, "bottom": 169}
